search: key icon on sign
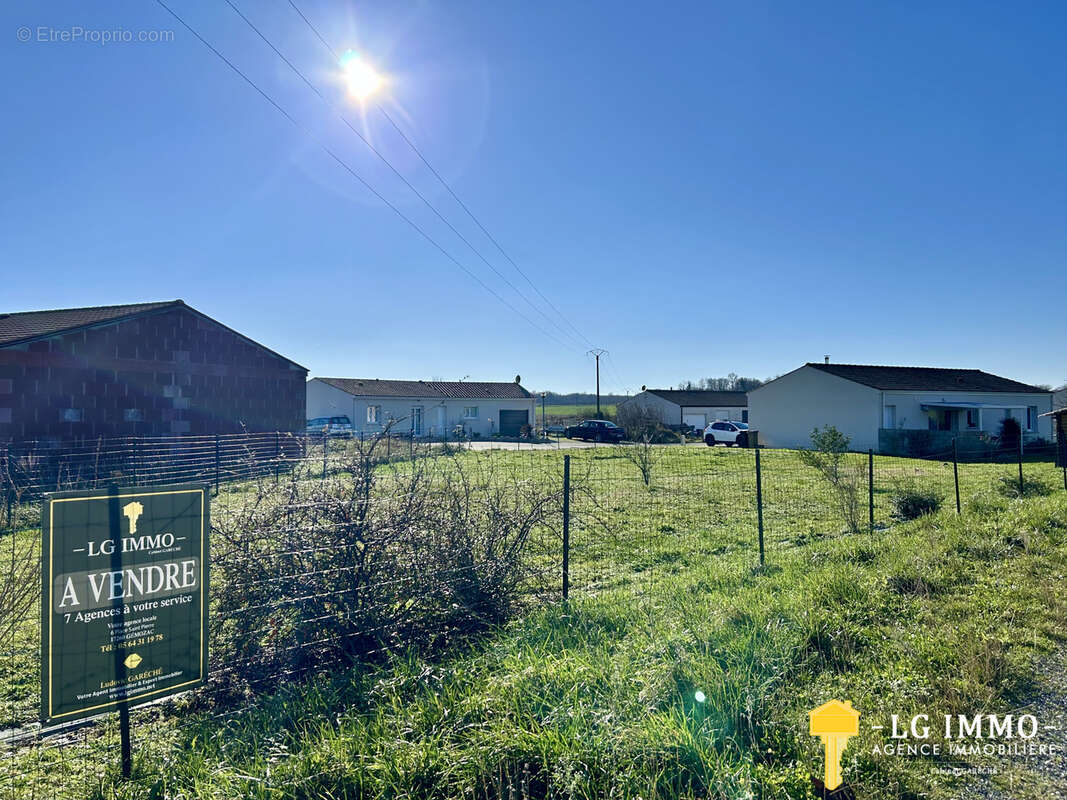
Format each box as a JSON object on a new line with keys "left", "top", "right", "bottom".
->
{"left": 809, "top": 700, "right": 859, "bottom": 790}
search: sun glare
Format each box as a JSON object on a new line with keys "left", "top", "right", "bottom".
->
{"left": 340, "top": 50, "right": 383, "bottom": 101}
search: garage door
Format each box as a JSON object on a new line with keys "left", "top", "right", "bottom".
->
{"left": 683, "top": 413, "right": 706, "bottom": 430}
{"left": 499, "top": 409, "right": 529, "bottom": 436}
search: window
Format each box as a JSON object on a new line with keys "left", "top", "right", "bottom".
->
{"left": 60, "top": 409, "right": 82, "bottom": 422}
{"left": 367, "top": 405, "right": 380, "bottom": 424}
{"left": 0, "top": 408, "right": 11, "bottom": 424}
{"left": 1027, "top": 406, "right": 1038, "bottom": 432}
{"left": 741, "top": 409, "right": 749, "bottom": 423}
{"left": 883, "top": 405, "right": 896, "bottom": 428}
{"left": 463, "top": 406, "right": 478, "bottom": 419}
{"left": 123, "top": 409, "right": 144, "bottom": 422}
{"left": 966, "top": 409, "right": 979, "bottom": 429}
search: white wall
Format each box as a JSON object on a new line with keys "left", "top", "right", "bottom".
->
{"left": 619, "top": 392, "right": 747, "bottom": 428}
{"left": 680, "top": 406, "right": 747, "bottom": 428}
{"left": 882, "top": 390, "right": 1054, "bottom": 439}
{"left": 748, "top": 366, "right": 881, "bottom": 451}
{"left": 306, "top": 381, "right": 535, "bottom": 437}
{"left": 618, "top": 392, "right": 675, "bottom": 424}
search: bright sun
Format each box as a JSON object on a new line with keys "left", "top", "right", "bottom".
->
{"left": 340, "top": 50, "right": 383, "bottom": 101}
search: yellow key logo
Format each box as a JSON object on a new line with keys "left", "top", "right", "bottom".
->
{"left": 809, "top": 700, "right": 859, "bottom": 790}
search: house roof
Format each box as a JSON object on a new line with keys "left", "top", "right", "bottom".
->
{"left": 806, "top": 363, "right": 1048, "bottom": 394}
{"left": 0, "top": 301, "right": 179, "bottom": 347}
{"left": 315, "top": 377, "right": 533, "bottom": 400}
{"left": 642, "top": 389, "right": 748, "bottom": 407}
{"left": 1054, "top": 386, "right": 1067, "bottom": 411}
{"left": 0, "top": 300, "right": 307, "bottom": 370}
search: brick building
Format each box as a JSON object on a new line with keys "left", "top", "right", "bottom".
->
{"left": 0, "top": 300, "right": 307, "bottom": 442}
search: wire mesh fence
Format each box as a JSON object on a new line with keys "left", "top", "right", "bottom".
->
{"left": 1, "top": 432, "right": 1065, "bottom": 798}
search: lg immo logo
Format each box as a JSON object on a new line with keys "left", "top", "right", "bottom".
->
{"left": 807, "top": 698, "right": 1061, "bottom": 791}
{"left": 809, "top": 700, "right": 859, "bottom": 791}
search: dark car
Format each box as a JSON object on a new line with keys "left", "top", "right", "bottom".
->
{"left": 564, "top": 419, "right": 626, "bottom": 442}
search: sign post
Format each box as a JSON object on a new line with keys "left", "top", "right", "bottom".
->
{"left": 41, "top": 483, "right": 209, "bottom": 774}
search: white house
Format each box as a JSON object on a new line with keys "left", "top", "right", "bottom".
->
{"left": 306, "top": 377, "right": 537, "bottom": 438}
{"left": 619, "top": 389, "right": 748, "bottom": 429}
{"left": 748, "top": 362, "right": 1053, "bottom": 455}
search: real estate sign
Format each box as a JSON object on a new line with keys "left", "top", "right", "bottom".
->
{"left": 41, "top": 485, "right": 209, "bottom": 724}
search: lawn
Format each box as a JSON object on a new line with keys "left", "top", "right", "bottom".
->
{"left": 2, "top": 446, "right": 1066, "bottom": 799}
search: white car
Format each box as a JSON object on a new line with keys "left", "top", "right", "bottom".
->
{"left": 703, "top": 420, "right": 749, "bottom": 447}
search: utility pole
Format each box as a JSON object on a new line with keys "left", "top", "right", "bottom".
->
{"left": 587, "top": 349, "right": 607, "bottom": 417}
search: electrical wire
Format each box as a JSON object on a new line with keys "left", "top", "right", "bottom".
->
{"left": 152, "top": 0, "right": 576, "bottom": 352}
{"left": 224, "top": 0, "right": 588, "bottom": 351}
{"left": 285, "top": 0, "right": 597, "bottom": 351}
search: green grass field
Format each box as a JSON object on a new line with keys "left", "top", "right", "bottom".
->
{"left": 542, "top": 404, "right": 617, "bottom": 421}
{"left": 3, "top": 447, "right": 1066, "bottom": 799}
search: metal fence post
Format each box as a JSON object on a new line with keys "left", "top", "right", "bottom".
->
{"left": 214, "top": 434, "right": 220, "bottom": 496}
{"left": 1018, "top": 435, "right": 1025, "bottom": 496}
{"left": 868, "top": 448, "right": 874, "bottom": 533}
{"left": 562, "top": 454, "right": 570, "bottom": 600}
{"left": 322, "top": 434, "right": 328, "bottom": 479}
{"left": 275, "top": 432, "right": 281, "bottom": 482}
{"left": 953, "top": 438, "right": 961, "bottom": 515}
{"left": 754, "top": 447, "right": 765, "bottom": 567}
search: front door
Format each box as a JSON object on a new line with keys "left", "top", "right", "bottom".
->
{"left": 411, "top": 407, "right": 423, "bottom": 436}
{"left": 435, "top": 406, "right": 446, "bottom": 437}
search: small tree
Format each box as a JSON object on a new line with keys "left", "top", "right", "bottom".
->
{"left": 798, "top": 425, "right": 865, "bottom": 533}
{"left": 621, "top": 435, "right": 661, "bottom": 487}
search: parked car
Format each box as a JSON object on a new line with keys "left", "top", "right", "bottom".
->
{"left": 565, "top": 419, "right": 626, "bottom": 442}
{"left": 306, "top": 416, "right": 354, "bottom": 438}
{"left": 544, "top": 424, "right": 566, "bottom": 437}
{"left": 704, "top": 420, "right": 748, "bottom": 447}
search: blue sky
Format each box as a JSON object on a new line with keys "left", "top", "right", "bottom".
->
{"left": 2, "top": 1, "right": 1064, "bottom": 393}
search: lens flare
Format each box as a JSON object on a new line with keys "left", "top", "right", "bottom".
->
{"left": 340, "top": 49, "right": 383, "bottom": 100}
{"left": 694, "top": 690, "right": 706, "bottom": 703}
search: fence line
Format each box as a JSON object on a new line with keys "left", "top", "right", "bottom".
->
{"left": 1, "top": 432, "right": 1065, "bottom": 798}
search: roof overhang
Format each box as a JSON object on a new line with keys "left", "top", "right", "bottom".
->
{"left": 920, "top": 401, "right": 1028, "bottom": 410}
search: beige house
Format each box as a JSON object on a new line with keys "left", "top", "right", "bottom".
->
{"left": 306, "top": 377, "right": 536, "bottom": 438}
{"left": 749, "top": 362, "right": 1053, "bottom": 455}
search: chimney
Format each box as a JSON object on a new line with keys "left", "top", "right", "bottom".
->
{"left": 824, "top": 355, "right": 830, "bottom": 364}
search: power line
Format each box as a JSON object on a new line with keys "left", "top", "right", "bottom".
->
{"left": 225, "top": 0, "right": 587, "bottom": 351}
{"left": 152, "top": 0, "right": 576, "bottom": 352}
{"left": 286, "top": 0, "right": 596, "bottom": 351}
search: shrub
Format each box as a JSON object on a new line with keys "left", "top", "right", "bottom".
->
{"left": 798, "top": 426, "right": 866, "bottom": 534}
{"left": 997, "top": 475, "right": 1051, "bottom": 498}
{"left": 998, "top": 417, "right": 1022, "bottom": 452}
{"left": 210, "top": 437, "right": 567, "bottom": 694}
{"left": 616, "top": 403, "right": 665, "bottom": 442}
{"left": 890, "top": 484, "right": 943, "bottom": 520}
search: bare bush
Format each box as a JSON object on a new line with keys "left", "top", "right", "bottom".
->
{"left": 619, "top": 437, "right": 661, "bottom": 487}
{"left": 209, "top": 435, "right": 567, "bottom": 693}
{"left": 616, "top": 403, "right": 675, "bottom": 443}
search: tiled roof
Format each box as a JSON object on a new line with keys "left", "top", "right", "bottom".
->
{"left": 643, "top": 389, "right": 748, "bottom": 407}
{"left": 316, "top": 377, "right": 532, "bottom": 400}
{"left": 808, "top": 363, "right": 1048, "bottom": 393}
{"left": 0, "top": 300, "right": 307, "bottom": 370}
{"left": 0, "top": 301, "right": 180, "bottom": 347}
